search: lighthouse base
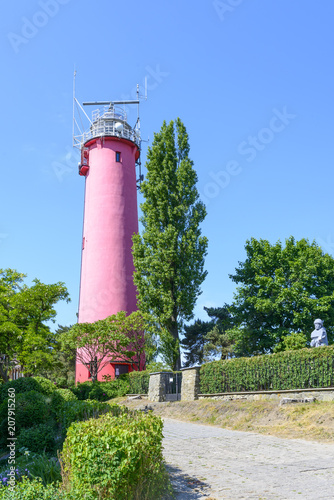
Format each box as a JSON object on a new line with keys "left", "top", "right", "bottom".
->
{"left": 75, "top": 361, "right": 134, "bottom": 384}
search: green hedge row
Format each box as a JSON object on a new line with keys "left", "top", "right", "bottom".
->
{"left": 71, "top": 378, "right": 130, "bottom": 401}
{"left": 58, "top": 400, "right": 125, "bottom": 432}
{"left": 200, "top": 346, "right": 334, "bottom": 393}
{"left": 128, "top": 371, "right": 150, "bottom": 394}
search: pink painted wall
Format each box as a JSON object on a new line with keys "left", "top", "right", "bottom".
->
{"left": 76, "top": 136, "right": 140, "bottom": 383}
{"left": 76, "top": 361, "right": 136, "bottom": 385}
{"left": 78, "top": 137, "right": 139, "bottom": 323}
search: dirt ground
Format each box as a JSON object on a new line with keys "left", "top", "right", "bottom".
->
{"left": 118, "top": 397, "right": 334, "bottom": 442}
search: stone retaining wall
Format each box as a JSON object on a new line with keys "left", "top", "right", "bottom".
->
{"left": 147, "top": 367, "right": 334, "bottom": 403}
{"left": 198, "top": 388, "right": 334, "bottom": 402}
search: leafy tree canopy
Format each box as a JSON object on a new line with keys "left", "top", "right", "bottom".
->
{"left": 37, "top": 324, "right": 76, "bottom": 387}
{"left": 230, "top": 237, "right": 334, "bottom": 356}
{"left": 132, "top": 118, "right": 208, "bottom": 370}
{"left": 0, "top": 268, "right": 70, "bottom": 382}
{"left": 273, "top": 331, "right": 308, "bottom": 353}
{"left": 61, "top": 311, "right": 151, "bottom": 382}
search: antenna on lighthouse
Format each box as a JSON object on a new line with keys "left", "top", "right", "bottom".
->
{"left": 73, "top": 75, "right": 147, "bottom": 188}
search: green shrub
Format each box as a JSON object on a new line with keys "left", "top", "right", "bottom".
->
{"left": 102, "top": 377, "right": 130, "bottom": 399}
{"left": 70, "top": 381, "right": 93, "bottom": 400}
{"left": 128, "top": 370, "right": 150, "bottom": 394}
{"left": 52, "top": 376, "right": 75, "bottom": 389}
{"left": 11, "top": 391, "right": 49, "bottom": 430}
{"left": 0, "top": 391, "right": 50, "bottom": 449}
{"left": 58, "top": 400, "right": 124, "bottom": 433}
{"left": 61, "top": 411, "right": 169, "bottom": 499}
{"left": 200, "top": 346, "right": 334, "bottom": 393}
{"left": 27, "top": 452, "right": 61, "bottom": 486}
{"left": 0, "top": 477, "right": 67, "bottom": 500}
{"left": 51, "top": 389, "right": 78, "bottom": 420}
{"left": 17, "top": 424, "right": 56, "bottom": 454}
{"left": 0, "top": 377, "right": 56, "bottom": 405}
{"left": 71, "top": 379, "right": 130, "bottom": 402}
{"left": 273, "top": 332, "right": 308, "bottom": 352}
{"left": 32, "top": 377, "right": 57, "bottom": 396}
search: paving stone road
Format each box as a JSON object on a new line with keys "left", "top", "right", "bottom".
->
{"left": 162, "top": 418, "right": 334, "bottom": 500}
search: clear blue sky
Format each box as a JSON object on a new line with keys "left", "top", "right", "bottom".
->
{"left": 1, "top": 1, "right": 334, "bottom": 330}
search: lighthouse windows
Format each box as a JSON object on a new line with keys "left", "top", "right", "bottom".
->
{"left": 115, "top": 151, "right": 121, "bottom": 162}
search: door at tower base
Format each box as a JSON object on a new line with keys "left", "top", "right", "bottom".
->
{"left": 75, "top": 361, "right": 136, "bottom": 384}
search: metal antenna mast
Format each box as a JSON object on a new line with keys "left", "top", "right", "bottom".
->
{"left": 73, "top": 77, "right": 147, "bottom": 188}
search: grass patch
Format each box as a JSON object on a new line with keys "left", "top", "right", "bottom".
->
{"left": 120, "top": 398, "right": 334, "bottom": 442}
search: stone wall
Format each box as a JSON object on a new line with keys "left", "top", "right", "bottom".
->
{"left": 180, "top": 367, "right": 200, "bottom": 401}
{"left": 148, "top": 368, "right": 334, "bottom": 403}
{"left": 148, "top": 372, "right": 167, "bottom": 402}
{"left": 198, "top": 388, "right": 334, "bottom": 402}
{"left": 148, "top": 369, "right": 200, "bottom": 402}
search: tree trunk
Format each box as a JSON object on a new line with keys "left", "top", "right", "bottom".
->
{"left": 0, "top": 363, "right": 9, "bottom": 383}
{"left": 174, "top": 355, "right": 181, "bottom": 371}
{"left": 91, "top": 356, "right": 98, "bottom": 382}
{"left": 169, "top": 320, "right": 181, "bottom": 371}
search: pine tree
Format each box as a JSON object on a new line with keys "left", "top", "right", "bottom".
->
{"left": 132, "top": 119, "right": 208, "bottom": 370}
{"left": 182, "top": 318, "right": 214, "bottom": 367}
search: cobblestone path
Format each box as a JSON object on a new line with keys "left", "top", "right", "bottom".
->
{"left": 162, "top": 418, "right": 334, "bottom": 499}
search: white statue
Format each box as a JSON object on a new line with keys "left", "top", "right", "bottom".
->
{"left": 310, "top": 319, "right": 328, "bottom": 347}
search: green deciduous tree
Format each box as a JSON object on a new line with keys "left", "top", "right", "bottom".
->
{"left": 62, "top": 320, "right": 114, "bottom": 383}
{"left": 273, "top": 331, "right": 308, "bottom": 353}
{"left": 229, "top": 237, "right": 334, "bottom": 356}
{"left": 132, "top": 118, "right": 208, "bottom": 370}
{"left": 61, "top": 311, "right": 150, "bottom": 382}
{"left": 38, "top": 325, "right": 76, "bottom": 387}
{"left": 0, "top": 268, "right": 70, "bottom": 382}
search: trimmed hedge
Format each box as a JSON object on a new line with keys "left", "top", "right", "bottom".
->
{"left": 200, "top": 346, "right": 334, "bottom": 393}
{"left": 128, "top": 370, "right": 150, "bottom": 394}
{"left": 61, "top": 411, "right": 168, "bottom": 500}
{"left": 0, "top": 383, "right": 121, "bottom": 455}
{"left": 71, "top": 378, "right": 130, "bottom": 401}
{"left": 58, "top": 400, "right": 126, "bottom": 432}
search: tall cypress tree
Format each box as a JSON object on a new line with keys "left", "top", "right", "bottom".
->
{"left": 132, "top": 119, "right": 208, "bottom": 370}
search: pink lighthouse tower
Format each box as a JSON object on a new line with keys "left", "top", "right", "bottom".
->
{"left": 73, "top": 87, "right": 143, "bottom": 383}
